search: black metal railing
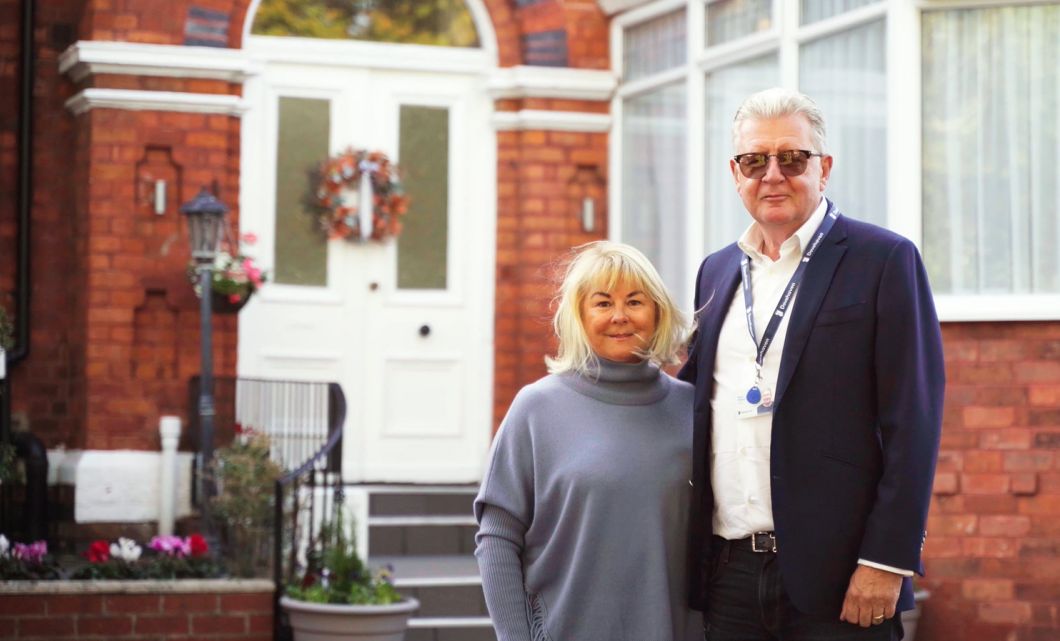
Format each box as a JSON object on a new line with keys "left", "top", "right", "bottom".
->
{"left": 272, "top": 403, "right": 348, "bottom": 641}
{"left": 187, "top": 376, "right": 345, "bottom": 477}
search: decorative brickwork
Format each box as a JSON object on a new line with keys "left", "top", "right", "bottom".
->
{"left": 0, "top": 580, "right": 274, "bottom": 641}
{"left": 916, "top": 323, "right": 1060, "bottom": 641}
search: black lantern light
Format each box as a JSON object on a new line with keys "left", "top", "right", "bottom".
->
{"left": 181, "top": 187, "right": 228, "bottom": 263}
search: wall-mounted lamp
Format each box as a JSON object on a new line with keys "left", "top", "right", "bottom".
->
{"left": 581, "top": 197, "right": 596, "bottom": 233}
{"left": 153, "top": 180, "right": 167, "bottom": 216}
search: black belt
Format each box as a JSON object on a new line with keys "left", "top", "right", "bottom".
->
{"left": 716, "top": 531, "right": 777, "bottom": 554}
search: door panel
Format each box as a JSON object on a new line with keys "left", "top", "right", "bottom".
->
{"left": 239, "top": 58, "right": 493, "bottom": 482}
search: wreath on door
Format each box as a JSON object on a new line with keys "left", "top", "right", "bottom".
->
{"left": 313, "top": 147, "right": 409, "bottom": 242}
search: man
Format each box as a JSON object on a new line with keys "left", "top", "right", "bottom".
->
{"left": 679, "top": 88, "right": 944, "bottom": 641}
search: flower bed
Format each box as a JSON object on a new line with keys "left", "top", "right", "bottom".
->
{"left": 0, "top": 578, "right": 274, "bottom": 641}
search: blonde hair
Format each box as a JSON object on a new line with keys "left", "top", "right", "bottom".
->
{"left": 732, "top": 87, "right": 828, "bottom": 154}
{"left": 545, "top": 241, "right": 689, "bottom": 375}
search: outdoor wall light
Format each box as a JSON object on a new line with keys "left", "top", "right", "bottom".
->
{"left": 181, "top": 187, "right": 228, "bottom": 263}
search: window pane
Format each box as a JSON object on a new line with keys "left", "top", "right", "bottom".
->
{"left": 621, "top": 84, "right": 687, "bottom": 300}
{"left": 623, "top": 9, "right": 686, "bottom": 82}
{"left": 251, "top": 0, "right": 480, "bottom": 47}
{"left": 704, "top": 55, "right": 779, "bottom": 252}
{"left": 397, "top": 105, "right": 449, "bottom": 290}
{"left": 922, "top": 5, "right": 1060, "bottom": 294}
{"left": 801, "top": 0, "right": 878, "bottom": 25}
{"left": 706, "top": 0, "right": 772, "bottom": 47}
{"left": 275, "top": 97, "right": 329, "bottom": 286}
{"left": 799, "top": 19, "right": 886, "bottom": 227}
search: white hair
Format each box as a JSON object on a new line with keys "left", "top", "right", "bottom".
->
{"left": 732, "top": 87, "right": 828, "bottom": 153}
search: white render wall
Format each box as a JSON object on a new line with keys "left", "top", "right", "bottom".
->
{"left": 50, "top": 449, "right": 195, "bottom": 523}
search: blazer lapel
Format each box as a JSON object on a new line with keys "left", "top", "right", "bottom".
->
{"left": 773, "top": 216, "right": 849, "bottom": 409}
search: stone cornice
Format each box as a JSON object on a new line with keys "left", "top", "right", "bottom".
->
{"left": 487, "top": 65, "right": 616, "bottom": 101}
{"left": 492, "top": 109, "right": 611, "bottom": 132}
{"left": 59, "top": 41, "right": 260, "bottom": 84}
{"left": 65, "top": 89, "right": 249, "bottom": 116}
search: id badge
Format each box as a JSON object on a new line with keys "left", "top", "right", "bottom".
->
{"left": 736, "top": 384, "right": 773, "bottom": 419}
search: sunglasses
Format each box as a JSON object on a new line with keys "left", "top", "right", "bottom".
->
{"left": 733, "top": 149, "right": 824, "bottom": 179}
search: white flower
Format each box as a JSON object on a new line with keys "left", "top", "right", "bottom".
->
{"left": 0, "top": 534, "right": 9, "bottom": 558}
{"left": 109, "top": 537, "right": 142, "bottom": 562}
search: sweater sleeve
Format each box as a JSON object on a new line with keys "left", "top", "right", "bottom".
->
{"left": 476, "top": 505, "right": 532, "bottom": 641}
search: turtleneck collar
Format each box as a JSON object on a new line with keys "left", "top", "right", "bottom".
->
{"left": 558, "top": 357, "right": 671, "bottom": 405}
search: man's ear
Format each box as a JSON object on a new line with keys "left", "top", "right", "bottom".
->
{"left": 730, "top": 158, "right": 740, "bottom": 185}
{"left": 819, "top": 154, "right": 833, "bottom": 190}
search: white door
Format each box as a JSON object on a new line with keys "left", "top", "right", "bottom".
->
{"left": 238, "top": 42, "right": 495, "bottom": 482}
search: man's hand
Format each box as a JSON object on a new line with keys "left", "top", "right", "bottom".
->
{"left": 839, "top": 565, "right": 903, "bottom": 627}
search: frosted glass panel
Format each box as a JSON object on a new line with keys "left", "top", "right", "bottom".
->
{"left": 706, "top": 0, "right": 772, "bottom": 47}
{"left": 801, "top": 0, "right": 879, "bottom": 25}
{"left": 623, "top": 9, "right": 687, "bottom": 82}
{"left": 704, "top": 55, "right": 779, "bottom": 252}
{"left": 275, "top": 97, "right": 329, "bottom": 286}
{"left": 621, "top": 83, "right": 687, "bottom": 300}
{"left": 800, "top": 19, "right": 886, "bottom": 226}
{"left": 397, "top": 105, "right": 449, "bottom": 290}
{"left": 921, "top": 5, "right": 1060, "bottom": 294}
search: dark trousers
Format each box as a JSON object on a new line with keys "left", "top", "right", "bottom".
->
{"left": 703, "top": 536, "right": 903, "bottom": 641}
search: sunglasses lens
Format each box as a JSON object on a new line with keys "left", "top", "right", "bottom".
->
{"left": 738, "top": 154, "right": 768, "bottom": 178}
{"left": 736, "top": 151, "right": 812, "bottom": 178}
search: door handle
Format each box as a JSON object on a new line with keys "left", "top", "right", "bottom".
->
{"left": 419, "top": 324, "right": 431, "bottom": 337}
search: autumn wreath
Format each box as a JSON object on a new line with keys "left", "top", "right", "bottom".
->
{"left": 314, "top": 147, "right": 410, "bottom": 242}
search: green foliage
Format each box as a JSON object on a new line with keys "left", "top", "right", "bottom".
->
{"left": 69, "top": 555, "right": 224, "bottom": 580}
{"left": 0, "top": 441, "right": 16, "bottom": 483}
{"left": 251, "top": 0, "right": 479, "bottom": 47}
{"left": 209, "top": 431, "right": 283, "bottom": 577}
{"left": 285, "top": 504, "right": 402, "bottom": 605}
{"left": 0, "top": 304, "right": 12, "bottom": 351}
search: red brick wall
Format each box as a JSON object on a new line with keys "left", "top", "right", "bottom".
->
{"left": 0, "top": 583, "right": 273, "bottom": 641}
{"left": 917, "top": 322, "right": 1060, "bottom": 641}
{"left": 1, "top": 0, "right": 87, "bottom": 446}
{"left": 492, "top": 120, "right": 609, "bottom": 427}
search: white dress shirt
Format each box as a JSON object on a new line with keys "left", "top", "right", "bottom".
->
{"left": 709, "top": 198, "right": 911, "bottom": 575}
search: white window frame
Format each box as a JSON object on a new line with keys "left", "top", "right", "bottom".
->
{"left": 609, "top": 0, "right": 1060, "bottom": 321}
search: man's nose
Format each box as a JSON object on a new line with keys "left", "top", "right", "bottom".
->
{"left": 761, "top": 155, "right": 785, "bottom": 182}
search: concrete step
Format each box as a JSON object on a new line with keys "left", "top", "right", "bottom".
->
{"left": 369, "top": 522, "right": 477, "bottom": 556}
{"left": 406, "top": 622, "right": 497, "bottom": 641}
{"left": 368, "top": 485, "right": 477, "bottom": 517}
{"left": 371, "top": 555, "right": 485, "bottom": 619}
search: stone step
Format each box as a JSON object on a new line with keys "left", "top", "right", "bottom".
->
{"left": 371, "top": 555, "right": 485, "bottom": 619}
{"left": 368, "top": 485, "right": 478, "bottom": 518}
{"left": 369, "top": 522, "right": 477, "bottom": 556}
{"left": 406, "top": 621, "right": 497, "bottom": 641}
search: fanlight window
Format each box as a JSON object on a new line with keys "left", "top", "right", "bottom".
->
{"left": 251, "top": 0, "right": 480, "bottom": 47}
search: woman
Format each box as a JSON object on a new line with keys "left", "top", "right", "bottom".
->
{"left": 474, "top": 241, "right": 701, "bottom": 641}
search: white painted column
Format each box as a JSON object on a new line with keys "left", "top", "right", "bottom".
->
{"left": 158, "top": 416, "right": 181, "bottom": 536}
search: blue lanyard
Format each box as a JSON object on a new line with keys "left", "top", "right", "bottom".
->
{"left": 740, "top": 201, "right": 840, "bottom": 379}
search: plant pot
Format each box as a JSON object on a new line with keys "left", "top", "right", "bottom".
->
{"left": 280, "top": 595, "right": 420, "bottom": 641}
{"left": 211, "top": 290, "right": 251, "bottom": 314}
{"left": 901, "top": 589, "right": 930, "bottom": 641}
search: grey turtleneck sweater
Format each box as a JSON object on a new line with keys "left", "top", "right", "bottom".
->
{"left": 474, "top": 359, "right": 701, "bottom": 641}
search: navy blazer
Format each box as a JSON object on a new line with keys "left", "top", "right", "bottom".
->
{"left": 679, "top": 211, "right": 945, "bottom": 617}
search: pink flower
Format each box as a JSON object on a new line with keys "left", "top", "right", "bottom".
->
{"left": 13, "top": 540, "right": 47, "bottom": 564}
{"left": 241, "top": 232, "right": 258, "bottom": 245}
{"left": 149, "top": 535, "right": 190, "bottom": 558}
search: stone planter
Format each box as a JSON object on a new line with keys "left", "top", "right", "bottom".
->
{"left": 901, "top": 588, "right": 930, "bottom": 641}
{"left": 280, "top": 595, "right": 420, "bottom": 641}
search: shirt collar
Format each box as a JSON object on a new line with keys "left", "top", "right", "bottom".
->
{"left": 737, "top": 197, "right": 829, "bottom": 262}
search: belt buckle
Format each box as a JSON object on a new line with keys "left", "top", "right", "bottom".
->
{"left": 751, "top": 531, "right": 776, "bottom": 553}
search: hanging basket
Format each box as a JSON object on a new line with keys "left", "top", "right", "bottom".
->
{"left": 210, "top": 290, "right": 251, "bottom": 315}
